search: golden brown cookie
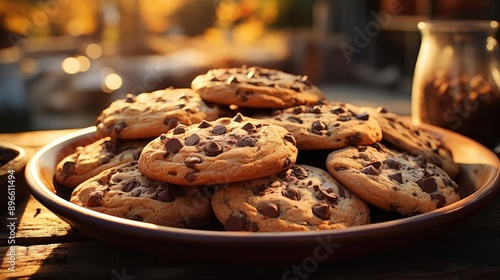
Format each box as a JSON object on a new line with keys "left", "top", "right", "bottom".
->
{"left": 255, "top": 101, "right": 382, "bottom": 149}
{"left": 326, "top": 143, "right": 460, "bottom": 216}
{"left": 191, "top": 66, "right": 325, "bottom": 108}
{"left": 360, "top": 106, "right": 460, "bottom": 178}
{"left": 138, "top": 113, "right": 298, "bottom": 186}
{"left": 70, "top": 161, "right": 214, "bottom": 228}
{"left": 55, "top": 137, "right": 148, "bottom": 188}
{"left": 95, "top": 88, "right": 229, "bottom": 139}
{"left": 211, "top": 165, "right": 370, "bottom": 232}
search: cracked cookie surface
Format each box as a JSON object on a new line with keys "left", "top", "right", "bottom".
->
{"left": 211, "top": 165, "right": 370, "bottom": 232}
{"left": 95, "top": 88, "right": 229, "bottom": 139}
{"left": 255, "top": 101, "right": 382, "bottom": 149}
{"left": 138, "top": 113, "right": 298, "bottom": 186}
{"left": 360, "top": 106, "right": 459, "bottom": 178}
{"left": 55, "top": 137, "right": 148, "bottom": 188}
{"left": 191, "top": 66, "right": 325, "bottom": 108}
{"left": 326, "top": 143, "right": 460, "bottom": 216}
{"left": 70, "top": 161, "right": 214, "bottom": 228}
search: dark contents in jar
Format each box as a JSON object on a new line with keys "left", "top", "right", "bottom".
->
{"left": 421, "top": 72, "right": 500, "bottom": 149}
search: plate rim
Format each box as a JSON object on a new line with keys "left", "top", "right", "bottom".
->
{"left": 25, "top": 126, "right": 500, "bottom": 245}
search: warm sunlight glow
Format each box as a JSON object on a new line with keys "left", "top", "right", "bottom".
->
{"left": 61, "top": 57, "right": 80, "bottom": 74}
{"left": 85, "top": 43, "right": 103, "bottom": 59}
{"left": 104, "top": 73, "right": 123, "bottom": 91}
{"left": 76, "top": 56, "right": 91, "bottom": 72}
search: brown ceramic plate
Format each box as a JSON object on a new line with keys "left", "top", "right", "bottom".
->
{"left": 25, "top": 126, "right": 500, "bottom": 262}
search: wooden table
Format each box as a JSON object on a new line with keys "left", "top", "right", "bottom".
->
{"left": 1, "top": 129, "right": 500, "bottom": 279}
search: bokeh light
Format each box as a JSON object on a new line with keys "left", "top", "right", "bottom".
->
{"left": 85, "top": 43, "right": 103, "bottom": 59}
{"left": 61, "top": 57, "right": 80, "bottom": 74}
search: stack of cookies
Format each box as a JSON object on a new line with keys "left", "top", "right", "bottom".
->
{"left": 55, "top": 65, "right": 461, "bottom": 232}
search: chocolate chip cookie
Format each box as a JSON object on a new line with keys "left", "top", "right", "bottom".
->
{"left": 55, "top": 137, "right": 148, "bottom": 188}
{"left": 138, "top": 113, "right": 298, "bottom": 186}
{"left": 95, "top": 88, "right": 229, "bottom": 139}
{"left": 361, "top": 106, "right": 460, "bottom": 178}
{"left": 211, "top": 165, "right": 370, "bottom": 232}
{"left": 191, "top": 65, "right": 325, "bottom": 108}
{"left": 326, "top": 143, "right": 460, "bottom": 216}
{"left": 70, "top": 161, "right": 214, "bottom": 228}
{"left": 255, "top": 101, "right": 383, "bottom": 149}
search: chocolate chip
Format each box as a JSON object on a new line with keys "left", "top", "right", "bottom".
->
{"left": 311, "top": 105, "right": 322, "bottom": 114}
{"left": 337, "top": 186, "right": 346, "bottom": 198}
{"left": 315, "top": 186, "right": 339, "bottom": 203}
{"left": 123, "top": 180, "right": 140, "bottom": 192}
{"left": 388, "top": 172, "right": 403, "bottom": 183}
{"left": 232, "top": 113, "right": 244, "bottom": 122}
{"left": 125, "top": 93, "right": 136, "bottom": 103}
{"left": 185, "top": 134, "right": 200, "bottom": 146}
{"left": 157, "top": 185, "right": 182, "bottom": 202}
{"left": 198, "top": 120, "right": 211, "bottom": 128}
{"left": 419, "top": 177, "right": 438, "bottom": 193}
{"left": 257, "top": 203, "right": 280, "bottom": 218}
{"left": 133, "top": 150, "right": 141, "bottom": 160}
{"left": 354, "top": 112, "right": 370, "bottom": 120}
{"left": 246, "top": 222, "right": 259, "bottom": 232}
{"left": 224, "top": 216, "right": 247, "bottom": 231}
{"left": 445, "top": 179, "right": 459, "bottom": 192}
{"left": 212, "top": 125, "right": 227, "bottom": 135}
{"left": 386, "top": 157, "right": 401, "bottom": 170}
{"left": 113, "top": 121, "right": 127, "bottom": 135}
{"left": 338, "top": 115, "right": 351, "bottom": 122}
{"left": 185, "top": 172, "right": 197, "bottom": 182}
{"left": 292, "top": 107, "right": 303, "bottom": 114}
{"left": 312, "top": 203, "right": 330, "bottom": 220}
{"left": 290, "top": 85, "right": 301, "bottom": 92}
{"left": 414, "top": 155, "right": 427, "bottom": 168}
{"left": 172, "top": 125, "right": 187, "bottom": 134}
{"left": 283, "top": 133, "right": 296, "bottom": 146}
{"left": 128, "top": 214, "right": 143, "bottom": 221}
{"left": 108, "top": 140, "right": 126, "bottom": 155}
{"left": 62, "top": 161, "right": 75, "bottom": 174}
{"left": 282, "top": 157, "right": 293, "bottom": 168}
{"left": 360, "top": 165, "right": 379, "bottom": 175}
{"left": 165, "top": 138, "right": 183, "bottom": 154}
{"left": 86, "top": 191, "right": 103, "bottom": 207}
{"left": 282, "top": 188, "right": 300, "bottom": 200}
{"left": 241, "top": 122, "right": 257, "bottom": 132}
{"left": 311, "top": 120, "right": 327, "bottom": 134}
{"left": 292, "top": 166, "right": 308, "bottom": 179}
{"left": 204, "top": 141, "right": 223, "bottom": 156}
{"left": 164, "top": 117, "right": 180, "bottom": 128}
{"left": 238, "top": 136, "right": 255, "bottom": 147}
{"left": 346, "top": 133, "right": 363, "bottom": 145}
{"left": 330, "top": 106, "right": 345, "bottom": 114}
{"left": 287, "top": 116, "right": 303, "bottom": 124}
{"left": 185, "top": 156, "right": 202, "bottom": 168}
{"left": 431, "top": 192, "right": 446, "bottom": 208}
{"left": 371, "top": 143, "right": 384, "bottom": 151}
{"left": 367, "top": 161, "right": 382, "bottom": 169}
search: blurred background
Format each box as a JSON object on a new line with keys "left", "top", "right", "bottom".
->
{"left": 1, "top": 0, "right": 499, "bottom": 133}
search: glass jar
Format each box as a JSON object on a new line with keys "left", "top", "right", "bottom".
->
{"left": 411, "top": 20, "right": 500, "bottom": 153}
